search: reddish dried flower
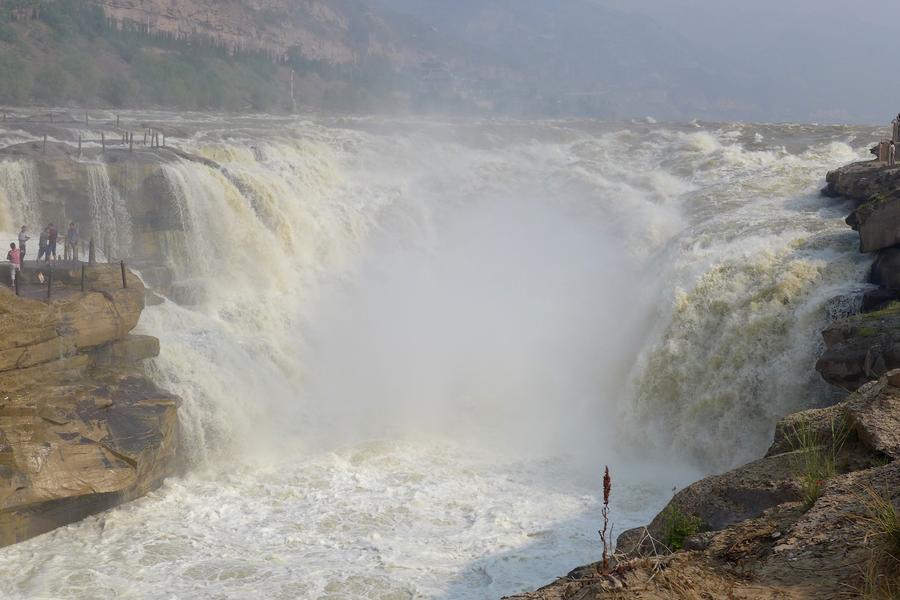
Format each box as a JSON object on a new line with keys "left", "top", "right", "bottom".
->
{"left": 603, "top": 466, "right": 612, "bottom": 507}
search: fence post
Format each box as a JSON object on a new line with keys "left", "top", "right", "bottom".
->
{"left": 120, "top": 261, "right": 127, "bottom": 288}
{"left": 81, "top": 264, "right": 85, "bottom": 292}
{"left": 46, "top": 268, "right": 52, "bottom": 301}
{"left": 89, "top": 238, "right": 95, "bottom": 265}
{"left": 129, "top": 133, "right": 133, "bottom": 152}
{"left": 14, "top": 272, "right": 19, "bottom": 296}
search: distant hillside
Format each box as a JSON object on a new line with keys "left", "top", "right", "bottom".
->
{"left": 371, "top": 0, "right": 757, "bottom": 120}
{"left": 2, "top": 0, "right": 880, "bottom": 121}
{"left": 0, "top": 0, "right": 504, "bottom": 113}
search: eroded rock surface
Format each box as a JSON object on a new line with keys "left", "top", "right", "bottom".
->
{"left": 0, "top": 265, "right": 178, "bottom": 547}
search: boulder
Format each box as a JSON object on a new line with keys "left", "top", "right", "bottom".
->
{"left": 816, "top": 303, "right": 900, "bottom": 390}
{"left": 766, "top": 403, "right": 844, "bottom": 457}
{"left": 847, "top": 192, "right": 900, "bottom": 253}
{"left": 845, "top": 375, "right": 900, "bottom": 460}
{"left": 870, "top": 247, "right": 900, "bottom": 289}
{"left": 861, "top": 286, "right": 900, "bottom": 312}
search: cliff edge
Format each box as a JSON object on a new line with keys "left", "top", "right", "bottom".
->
{"left": 0, "top": 263, "right": 178, "bottom": 547}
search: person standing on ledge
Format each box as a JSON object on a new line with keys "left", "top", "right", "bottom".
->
{"left": 37, "top": 226, "right": 49, "bottom": 261}
{"left": 18, "top": 226, "right": 29, "bottom": 262}
{"left": 47, "top": 223, "right": 58, "bottom": 262}
{"left": 65, "top": 222, "right": 78, "bottom": 261}
{"left": 890, "top": 141, "right": 896, "bottom": 167}
{"left": 7, "top": 242, "right": 21, "bottom": 288}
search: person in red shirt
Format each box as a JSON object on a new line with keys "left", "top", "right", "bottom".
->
{"left": 7, "top": 242, "right": 21, "bottom": 287}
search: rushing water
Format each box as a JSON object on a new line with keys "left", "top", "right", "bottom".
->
{"left": 0, "top": 115, "right": 877, "bottom": 599}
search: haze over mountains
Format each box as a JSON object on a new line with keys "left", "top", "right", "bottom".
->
{"left": 376, "top": 0, "right": 900, "bottom": 123}
{"left": 0, "top": 0, "right": 896, "bottom": 122}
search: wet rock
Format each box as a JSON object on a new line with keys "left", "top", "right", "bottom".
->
{"left": 861, "top": 286, "right": 900, "bottom": 312}
{"left": 870, "top": 247, "right": 900, "bottom": 289}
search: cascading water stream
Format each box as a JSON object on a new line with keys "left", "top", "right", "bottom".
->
{"left": 86, "top": 163, "right": 133, "bottom": 260}
{"left": 0, "top": 159, "right": 40, "bottom": 238}
{"left": 0, "top": 117, "right": 877, "bottom": 599}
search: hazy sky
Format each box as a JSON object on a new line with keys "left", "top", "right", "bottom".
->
{"left": 594, "top": 0, "right": 900, "bottom": 122}
{"left": 380, "top": 0, "right": 900, "bottom": 123}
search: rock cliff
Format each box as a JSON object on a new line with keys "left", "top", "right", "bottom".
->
{"left": 0, "top": 264, "right": 178, "bottom": 547}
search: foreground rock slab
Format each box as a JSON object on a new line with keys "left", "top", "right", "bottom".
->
{"left": 0, "top": 265, "right": 179, "bottom": 547}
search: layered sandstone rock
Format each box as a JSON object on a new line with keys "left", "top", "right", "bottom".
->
{"left": 0, "top": 264, "right": 178, "bottom": 547}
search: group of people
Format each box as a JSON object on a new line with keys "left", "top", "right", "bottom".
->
{"left": 7, "top": 222, "right": 80, "bottom": 287}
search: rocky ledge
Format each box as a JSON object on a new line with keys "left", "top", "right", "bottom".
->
{"left": 816, "top": 158, "right": 900, "bottom": 387}
{"left": 513, "top": 155, "right": 900, "bottom": 599}
{"left": 0, "top": 264, "right": 178, "bottom": 547}
{"left": 511, "top": 374, "right": 899, "bottom": 599}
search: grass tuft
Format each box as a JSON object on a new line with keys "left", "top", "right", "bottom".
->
{"left": 787, "top": 416, "right": 849, "bottom": 508}
{"left": 660, "top": 503, "right": 703, "bottom": 551}
{"left": 855, "top": 485, "right": 900, "bottom": 599}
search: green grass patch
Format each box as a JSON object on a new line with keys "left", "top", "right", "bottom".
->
{"left": 660, "top": 503, "right": 703, "bottom": 551}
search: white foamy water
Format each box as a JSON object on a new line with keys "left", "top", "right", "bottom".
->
{"left": 0, "top": 116, "right": 877, "bottom": 599}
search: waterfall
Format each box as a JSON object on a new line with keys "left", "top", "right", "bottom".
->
{"left": 87, "top": 163, "right": 132, "bottom": 260}
{"left": 0, "top": 160, "right": 40, "bottom": 238}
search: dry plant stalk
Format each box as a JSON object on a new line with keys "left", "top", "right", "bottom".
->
{"left": 599, "top": 466, "right": 612, "bottom": 573}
